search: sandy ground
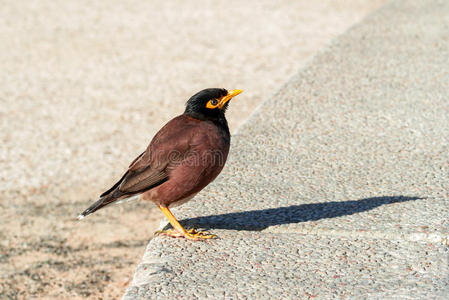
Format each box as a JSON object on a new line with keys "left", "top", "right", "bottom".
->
{"left": 0, "top": 1, "right": 386, "bottom": 299}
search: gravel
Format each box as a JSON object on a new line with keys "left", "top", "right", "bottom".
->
{"left": 125, "top": 232, "right": 448, "bottom": 299}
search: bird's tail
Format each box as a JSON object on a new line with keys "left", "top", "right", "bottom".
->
{"left": 77, "top": 190, "right": 125, "bottom": 220}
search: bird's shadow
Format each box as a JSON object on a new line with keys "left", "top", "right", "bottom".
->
{"left": 177, "top": 196, "right": 423, "bottom": 231}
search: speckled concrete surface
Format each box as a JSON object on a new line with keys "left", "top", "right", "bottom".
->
{"left": 124, "top": 0, "right": 449, "bottom": 298}
{"left": 125, "top": 232, "right": 448, "bottom": 299}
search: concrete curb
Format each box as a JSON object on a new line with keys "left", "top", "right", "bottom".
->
{"left": 124, "top": 0, "right": 449, "bottom": 298}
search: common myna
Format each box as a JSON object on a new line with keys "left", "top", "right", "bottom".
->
{"left": 78, "top": 88, "right": 242, "bottom": 240}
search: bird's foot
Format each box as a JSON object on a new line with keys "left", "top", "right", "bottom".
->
{"left": 185, "top": 228, "right": 217, "bottom": 240}
{"left": 155, "top": 228, "right": 217, "bottom": 240}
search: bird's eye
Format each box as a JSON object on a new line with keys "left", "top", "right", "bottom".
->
{"left": 206, "top": 99, "right": 219, "bottom": 109}
{"left": 206, "top": 98, "right": 220, "bottom": 109}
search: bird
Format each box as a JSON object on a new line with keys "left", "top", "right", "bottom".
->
{"left": 78, "top": 88, "right": 242, "bottom": 240}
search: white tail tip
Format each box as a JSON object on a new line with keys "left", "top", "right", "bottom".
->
{"left": 77, "top": 214, "right": 85, "bottom": 220}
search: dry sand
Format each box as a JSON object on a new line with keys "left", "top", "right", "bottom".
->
{"left": 0, "top": 0, "right": 386, "bottom": 298}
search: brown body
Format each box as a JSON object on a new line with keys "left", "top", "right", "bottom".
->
{"left": 79, "top": 115, "right": 230, "bottom": 216}
{"left": 139, "top": 115, "right": 230, "bottom": 207}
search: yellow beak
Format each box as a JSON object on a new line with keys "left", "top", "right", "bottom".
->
{"left": 218, "top": 89, "right": 243, "bottom": 109}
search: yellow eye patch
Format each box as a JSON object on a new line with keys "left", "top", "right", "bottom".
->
{"left": 204, "top": 90, "right": 243, "bottom": 110}
{"left": 206, "top": 98, "right": 219, "bottom": 109}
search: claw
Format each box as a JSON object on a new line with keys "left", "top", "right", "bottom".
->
{"left": 185, "top": 228, "right": 217, "bottom": 240}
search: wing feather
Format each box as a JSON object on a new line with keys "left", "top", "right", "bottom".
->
{"left": 118, "top": 165, "right": 168, "bottom": 193}
{"left": 87, "top": 116, "right": 199, "bottom": 215}
{"left": 99, "top": 117, "right": 197, "bottom": 197}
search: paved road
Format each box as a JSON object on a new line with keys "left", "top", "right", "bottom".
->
{"left": 124, "top": 0, "right": 449, "bottom": 298}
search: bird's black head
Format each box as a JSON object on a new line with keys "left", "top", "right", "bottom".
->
{"left": 184, "top": 88, "right": 242, "bottom": 121}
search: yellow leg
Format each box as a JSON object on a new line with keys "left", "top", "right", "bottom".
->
{"left": 156, "top": 206, "right": 217, "bottom": 240}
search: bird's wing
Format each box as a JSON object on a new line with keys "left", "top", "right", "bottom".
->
{"left": 116, "top": 160, "right": 169, "bottom": 194}
{"left": 102, "top": 115, "right": 198, "bottom": 196}
{"left": 78, "top": 116, "right": 199, "bottom": 219}
{"left": 97, "top": 152, "right": 168, "bottom": 197}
